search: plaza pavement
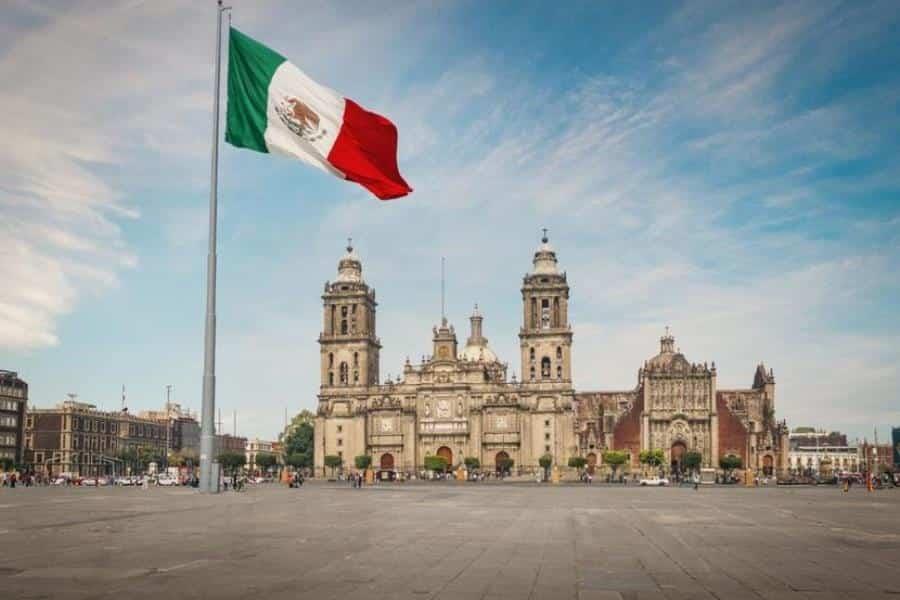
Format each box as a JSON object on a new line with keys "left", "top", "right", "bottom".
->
{"left": 1, "top": 481, "right": 898, "bottom": 600}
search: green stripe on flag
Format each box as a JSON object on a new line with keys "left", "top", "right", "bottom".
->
{"left": 225, "top": 27, "right": 286, "bottom": 153}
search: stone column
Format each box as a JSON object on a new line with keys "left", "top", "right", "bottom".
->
{"left": 641, "top": 414, "right": 650, "bottom": 452}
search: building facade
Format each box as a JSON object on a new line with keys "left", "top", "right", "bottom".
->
{"left": 139, "top": 403, "right": 201, "bottom": 455}
{"left": 246, "top": 438, "right": 284, "bottom": 472}
{"left": 315, "top": 237, "right": 789, "bottom": 477}
{"left": 25, "top": 399, "right": 167, "bottom": 477}
{"left": 787, "top": 429, "right": 858, "bottom": 475}
{"left": 0, "top": 370, "right": 27, "bottom": 466}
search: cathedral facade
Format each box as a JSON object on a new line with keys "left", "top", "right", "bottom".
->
{"left": 314, "top": 236, "right": 789, "bottom": 477}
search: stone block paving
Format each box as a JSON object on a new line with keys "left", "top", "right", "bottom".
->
{"left": 1, "top": 483, "right": 899, "bottom": 599}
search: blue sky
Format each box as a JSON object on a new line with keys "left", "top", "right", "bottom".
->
{"left": 1, "top": 0, "right": 898, "bottom": 442}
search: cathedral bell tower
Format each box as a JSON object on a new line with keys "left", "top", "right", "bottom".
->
{"left": 519, "top": 231, "right": 572, "bottom": 383}
{"left": 319, "top": 241, "right": 381, "bottom": 388}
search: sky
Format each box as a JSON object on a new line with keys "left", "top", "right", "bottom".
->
{"left": 1, "top": 0, "right": 898, "bottom": 443}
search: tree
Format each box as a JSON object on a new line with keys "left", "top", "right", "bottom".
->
{"left": 683, "top": 451, "right": 703, "bottom": 474}
{"left": 354, "top": 455, "right": 372, "bottom": 471}
{"left": 539, "top": 454, "right": 553, "bottom": 481}
{"left": 568, "top": 456, "right": 587, "bottom": 473}
{"left": 719, "top": 454, "right": 743, "bottom": 478}
{"left": 281, "top": 410, "right": 315, "bottom": 470}
{"left": 602, "top": 450, "right": 628, "bottom": 480}
{"left": 324, "top": 455, "right": 343, "bottom": 478}
{"left": 255, "top": 452, "right": 278, "bottom": 473}
{"left": 218, "top": 451, "right": 246, "bottom": 476}
{"left": 639, "top": 449, "right": 664, "bottom": 469}
{"left": 285, "top": 453, "right": 307, "bottom": 470}
{"left": 0, "top": 457, "right": 14, "bottom": 471}
{"left": 464, "top": 457, "right": 480, "bottom": 471}
{"left": 424, "top": 455, "right": 448, "bottom": 473}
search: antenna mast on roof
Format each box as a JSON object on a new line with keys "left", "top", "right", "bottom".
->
{"left": 441, "top": 256, "right": 446, "bottom": 325}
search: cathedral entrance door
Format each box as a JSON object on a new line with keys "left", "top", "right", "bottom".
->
{"left": 495, "top": 451, "right": 510, "bottom": 475}
{"left": 587, "top": 453, "right": 597, "bottom": 475}
{"left": 380, "top": 453, "right": 395, "bottom": 471}
{"left": 762, "top": 455, "right": 774, "bottom": 477}
{"left": 670, "top": 442, "right": 687, "bottom": 477}
{"left": 437, "top": 446, "right": 453, "bottom": 469}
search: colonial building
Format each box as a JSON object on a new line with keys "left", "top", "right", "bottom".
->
{"left": 0, "top": 370, "right": 27, "bottom": 466}
{"left": 314, "top": 236, "right": 789, "bottom": 477}
{"left": 139, "top": 403, "right": 201, "bottom": 455}
{"left": 25, "top": 398, "right": 167, "bottom": 477}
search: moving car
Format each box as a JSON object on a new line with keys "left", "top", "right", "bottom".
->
{"left": 639, "top": 477, "right": 669, "bottom": 486}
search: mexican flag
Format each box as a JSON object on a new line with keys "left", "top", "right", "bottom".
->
{"left": 225, "top": 28, "right": 412, "bottom": 200}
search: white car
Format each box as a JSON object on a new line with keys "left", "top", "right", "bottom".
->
{"left": 81, "top": 477, "right": 98, "bottom": 486}
{"left": 639, "top": 477, "right": 669, "bottom": 486}
{"left": 157, "top": 476, "right": 179, "bottom": 486}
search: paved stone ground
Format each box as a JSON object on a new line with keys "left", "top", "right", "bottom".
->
{"left": 1, "top": 482, "right": 899, "bottom": 599}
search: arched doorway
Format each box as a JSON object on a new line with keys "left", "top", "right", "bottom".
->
{"left": 670, "top": 441, "right": 687, "bottom": 476}
{"left": 380, "top": 453, "right": 395, "bottom": 471}
{"left": 437, "top": 446, "right": 453, "bottom": 468}
{"left": 762, "top": 455, "right": 774, "bottom": 477}
{"left": 495, "top": 451, "right": 510, "bottom": 474}
{"left": 586, "top": 453, "right": 597, "bottom": 475}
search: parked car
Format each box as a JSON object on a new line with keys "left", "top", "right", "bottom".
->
{"left": 81, "top": 477, "right": 98, "bottom": 486}
{"left": 639, "top": 477, "right": 669, "bottom": 486}
{"left": 51, "top": 477, "right": 68, "bottom": 486}
{"left": 157, "top": 475, "right": 179, "bottom": 486}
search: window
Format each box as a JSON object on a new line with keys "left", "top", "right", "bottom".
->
{"left": 556, "top": 346, "right": 562, "bottom": 360}
{"left": 529, "top": 348, "right": 535, "bottom": 361}
{"left": 557, "top": 366, "right": 562, "bottom": 379}
{"left": 353, "top": 371, "right": 359, "bottom": 383}
{"left": 353, "top": 352, "right": 359, "bottom": 367}
{"left": 545, "top": 433, "right": 550, "bottom": 441}
{"left": 530, "top": 367, "right": 535, "bottom": 380}
{"left": 341, "top": 319, "right": 348, "bottom": 335}
{"left": 545, "top": 445, "right": 551, "bottom": 453}
{"left": 339, "top": 362, "right": 349, "bottom": 385}
{"left": 329, "top": 372, "right": 334, "bottom": 386}
{"left": 541, "top": 299, "right": 550, "bottom": 329}
{"left": 100, "top": 422, "right": 106, "bottom": 433}
{"left": 541, "top": 357, "right": 551, "bottom": 379}
{"left": 337, "top": 438, "right": 343, "bottom": 447}
{"left": 337, "top": 425, "right": 342, "bottom": 433}
{"left": 530, "top": 298, "right": 537, "bottom": 329}
{"left": 544, "top": 420, "right": 550, "bottom": 427}
{"left": 553, "top": 297, "right": 560, "bottom": 327}
{"left": 0, "top": 415, "right": 17, "bottom": 427}
{"left": 329, "top": 353, "right": 334, "bottom": 368}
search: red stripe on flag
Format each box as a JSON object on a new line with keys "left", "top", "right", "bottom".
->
{"left": 327, "top": 99, "right": 412, "bottom": 200}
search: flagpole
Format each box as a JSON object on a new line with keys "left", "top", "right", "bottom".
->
{"left": 199, "top": 0, "right": 230, "bottom": 494}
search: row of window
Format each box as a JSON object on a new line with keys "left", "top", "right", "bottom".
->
{"left": 0, "top": 433, "right": 16, "bottom": 446}
{"left": 0, "top": 415, "right": 17, "bottom": 428}
{"left": 529, "top": 297, "right": 562, "bottom": 330}
{"left": 0, "top": 399, "right": 21, "bottom": 411}
{"left": 0, "top": 386, "right": 25, "bottom": 398}
{"left": 330, "top": 304, "right": 367, "bottom": 336}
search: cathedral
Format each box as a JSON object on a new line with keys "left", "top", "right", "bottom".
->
{"left": 314, "top": 235, "right": 789, "bottom": 478}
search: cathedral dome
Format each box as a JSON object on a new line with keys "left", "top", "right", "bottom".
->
{"left": 336, "top": 239, "right": 363, "bottom": 283}
{"left": 531, "top": 230, "right": 559, "bottom": 275}
{"left": 647, "top": 328, "right": 690, "bottom": 370}
{"left": 460, "top": 304, "right": 498, "bottom": 362}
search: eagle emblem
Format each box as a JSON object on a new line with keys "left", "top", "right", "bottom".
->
{"left": 275, "top": 97, "right": 327, "bottom": 142}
